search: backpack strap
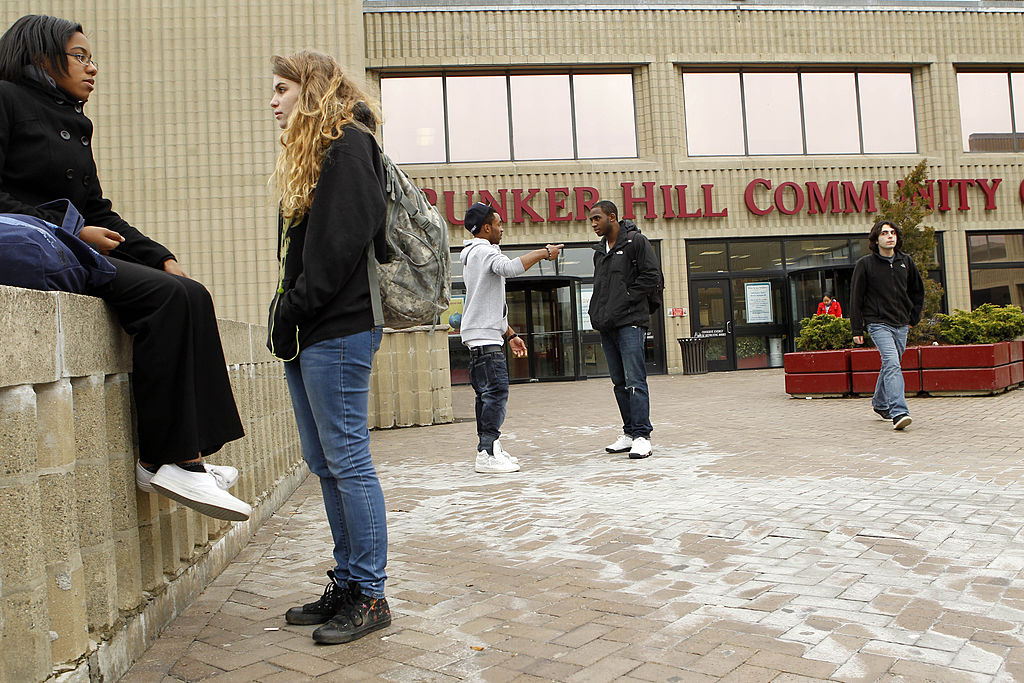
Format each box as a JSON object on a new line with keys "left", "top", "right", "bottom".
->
{"left": 366, "top": 241, "right": 384, "bottom": 328}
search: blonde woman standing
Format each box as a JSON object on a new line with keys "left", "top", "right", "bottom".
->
{"left": 268, "top": 51, "right": 391, "bottom": 644}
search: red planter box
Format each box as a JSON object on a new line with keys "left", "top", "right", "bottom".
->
{"left": 1010, "top": 361, "right": 1023, "bottom": 386}
{"left": 1010, "top": 340, "right": 1024, "bottom": 364}
{"left": 783, "top": 349, "right": 850, "bottom": 373}
{"left": 785, "top": 371, "right": 851, "bottom": 397}
{"left": 922, "top": 366, "right": 1012, "bottom": 393}
{"left": 852, "top": 370, "right": 922, "bottom": 395}
{"left": 920, "top": 342, "right": 1011, "bottom": 369}
{"left": 850, "top": 346, "right": 921, "bottom": 371}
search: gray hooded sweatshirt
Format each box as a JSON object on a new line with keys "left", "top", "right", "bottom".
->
{"left": 459, "top": 238, "right": 526, "bottom": 346}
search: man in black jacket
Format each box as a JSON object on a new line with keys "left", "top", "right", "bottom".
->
{"left": 850, "top": 220, "right": 925, "bottom": 431}
{"left": 588, "top": 201, "right": 662, "bottom": 458}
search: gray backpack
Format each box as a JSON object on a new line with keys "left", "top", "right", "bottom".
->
{"left": 368, "top": 151, "right": 451, "bottom": 329}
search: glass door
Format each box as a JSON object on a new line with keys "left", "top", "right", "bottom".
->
{"left": 690, "top": 278, "right": 733, "bottom": 372}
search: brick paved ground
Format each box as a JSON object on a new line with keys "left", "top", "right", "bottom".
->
{"left": 122, "top": 369, "right": 1024, "bottom": 682}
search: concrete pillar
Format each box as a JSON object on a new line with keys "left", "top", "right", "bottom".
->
{"left": 71, "top": 375, "right": 119, "bottom": 632}
{"left": 35, "top": 379, "right": 90, "bottom": 665}
{"left": 0, "top": 385, "right": 52, "bottom": 682}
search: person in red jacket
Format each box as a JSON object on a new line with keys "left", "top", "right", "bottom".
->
{"left": 816, "top": 293, "right": 842, "bottom": 317}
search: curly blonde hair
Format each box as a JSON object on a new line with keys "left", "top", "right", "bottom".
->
{"left": 271, "top": 51, "right": 381, "bottom": 219}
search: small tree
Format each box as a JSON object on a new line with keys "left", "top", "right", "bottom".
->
{"left": 873, "top": 160, "right": 945, "bottom": 344}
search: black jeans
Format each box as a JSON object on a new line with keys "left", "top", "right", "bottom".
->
{"left": 90, "top": 259, "right": 244, "bottom": 464}
{"left": 468, "top": 346, "right": 509, "bottom": 455}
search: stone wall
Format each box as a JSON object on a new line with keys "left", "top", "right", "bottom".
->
{"left": 0, "top": 284, "right": 452, "bottom": 683}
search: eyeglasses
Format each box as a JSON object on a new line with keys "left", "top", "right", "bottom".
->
{"left": 66, "top": 52, "right": 98, "bottom": 68}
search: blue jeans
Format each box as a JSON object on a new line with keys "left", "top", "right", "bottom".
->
{"left": 867, "top": 323, "right": 909, "bottom": 418}
{"left": 284, "top": 329, "right": 387, "bottom": 598}
{"left": 600, "top": 325, "right": 652, "bottom": 439}
{"left": 468, "top": 347, "right": 509, "bottom": 454}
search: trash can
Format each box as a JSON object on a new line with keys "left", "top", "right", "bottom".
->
{"left": 678, "top": 337, "right": 708, "bottom": 375}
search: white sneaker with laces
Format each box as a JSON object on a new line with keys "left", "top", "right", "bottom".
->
{"left": 474, "top": 450, "right": 520, "bottom": 474}
{"left": 136, "top": 461, "right": 239, "bottom": 493}
{"left": 492, "top": 439, "right": 519, "bottom": 464}
{"left": 605, "top": 434, "right": 633, "bottom": 453}
{"left": 150, "top": 464, "right": 252, "bottom": 521}
{"left": 628, "top": 437, "right": 653, "bottom": 459}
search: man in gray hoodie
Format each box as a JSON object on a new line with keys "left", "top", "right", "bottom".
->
{"left": 460, "top": 202, "right": 563, "bottom": 473}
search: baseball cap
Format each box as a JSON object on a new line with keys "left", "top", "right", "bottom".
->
{"left": 464, "top": 202, "right": 492, "bottom": 234}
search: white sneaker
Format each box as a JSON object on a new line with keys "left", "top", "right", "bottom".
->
{"left": 628, "top": 437, "right": 653, "bottom": 459}
{"left": 605, "top": 434, "right": 633, "bottom": 453}
{"left": 474, "top": 450, "right": 520, "bottom": 474}
{"left": 150, "top": 464, "right": 252, "bottom": 521}
{"left": 492, "top": 439, "right": 519, "bottom": 465}
{"left": 136, "top": 461, "right": 239, "bottom": 493}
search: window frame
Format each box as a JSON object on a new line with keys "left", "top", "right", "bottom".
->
{"left": 966, "top": 230, "right": 1024, "bottom": 307}
{"left": 379, "top": 68, "right": 639, "bottom": 164}
{"left": 680, "top": 66, "right": 919, "bottom": 157}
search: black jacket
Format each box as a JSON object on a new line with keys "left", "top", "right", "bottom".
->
{"left": 268, "top": 125, "right": 388, "bottom": 359}
{"left": 850, "top": 250, "right": 925, "bottom": 336}
{"left": 0, "top": 77, "right": 173, "bottom": 268}
{"left": 588, "top": 220, "right": 662, "bottom": 331}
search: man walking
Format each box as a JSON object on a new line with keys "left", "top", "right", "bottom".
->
{"left": 460, "top": 202, "right": 562, "bottom": 473}
{"left": 850, "top": 219, "right": 925, "bottom": 431}
{"left": 587, "top": 201, "right": 663, "bottom": 459}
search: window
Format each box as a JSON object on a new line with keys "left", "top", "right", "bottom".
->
{"left": 380, "top": 72, "right": 637, "bottom": 164}
{"left": 682, "top": 69, "right": 917, "bottom": 156}
{"left": 968, "top": 232, "right": 1024, "bottom": 307}
{"left": 957, "top": 71, "right": 1024, "bottom": 152}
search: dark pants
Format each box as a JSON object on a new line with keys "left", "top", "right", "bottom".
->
{"left": 468, "top": 345, "right": 509, "bottom": 455}
{"left": 90, "top": 260, "right": 244, "bottom": 464}
{"left": 599, "top": 325, "right": 652, "bottom": 439}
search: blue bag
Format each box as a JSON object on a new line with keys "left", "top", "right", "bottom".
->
{"left": 0, "top": 199, "right": 117, "bottom": 293}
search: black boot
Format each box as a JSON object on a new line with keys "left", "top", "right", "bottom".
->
{"left": 312, "top": 585, "right": 391, "bottom": 644}
{"left": 285, "top": 571, "right": 351, "bottom": 625}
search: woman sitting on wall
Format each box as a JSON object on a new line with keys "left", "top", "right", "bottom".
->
{"left": 0, "top": 14, "right": 251, "bottom": 521}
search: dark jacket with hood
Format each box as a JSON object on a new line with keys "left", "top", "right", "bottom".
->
{"left": 0, "top": 73, "right": 174, "bottom": 268}
{"left": 850, "top": 249, "right": 925, "bottom": 337}
{"left": 268, "top": 124, "right": 388, "bottom": 360}
{"left": 588, "top": 219, "right": 662, "bottom": 331}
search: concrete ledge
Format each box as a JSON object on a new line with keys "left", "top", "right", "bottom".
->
{"left": 0, "top": 285, "right": 452, "bottom": 682}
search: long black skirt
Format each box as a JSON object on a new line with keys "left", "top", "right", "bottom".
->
{"left": 90, "top": 260, "right": 245, "bottom": 464}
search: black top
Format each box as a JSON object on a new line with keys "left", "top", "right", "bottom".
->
{"left": 0, "top": 77, "right": 174, "bottom": 268}
{"left": 270, "top": 125, "right": 388, "bottom": 353}
{"left": 850, "top": 250, "right": 925, "bottom": 336}
{"left": 588, "top": 220, "right": 662, "bottom": 331}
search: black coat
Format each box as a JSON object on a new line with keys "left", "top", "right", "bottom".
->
{"left": 268, "top": 125, "right": 388, "bottom": 359}
{"left": 588, "top": 220, "right": 662, "bottom": 331}
{"left": 0, "top": 78, "right": 173, "bottom": 268}
{"left": 850, "top": 250, "right": 925, "bottom": 336}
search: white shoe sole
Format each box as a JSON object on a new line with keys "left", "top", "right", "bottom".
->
{"left": 150, "top": 469, "right": 251, "bottom": 521}
{"left": 475, "top": 460, "right": 521, "bottom": 473}
{"left": 893, "top": 415, "right": 912, "bottom": 431}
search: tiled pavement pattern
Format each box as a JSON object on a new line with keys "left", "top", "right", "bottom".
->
{"left": 123, "top": 369, "right": 1024, "bottom": 682}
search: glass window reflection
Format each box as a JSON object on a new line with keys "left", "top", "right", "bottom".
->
{"left": 687, "top": 242, "right": 728, "bottom": 273}
{"left": 787, "top": 238, "right": 850, "bottom": 269}
{"left": 859, "top": 72, "right": 916, "bottom": 153}
{"left": 447, "top": 76, "right": 510, "bottom": 162}
{"left": 381, "top": 77, "right": 445, "bottom": 163}
{"left": 574, "top": 73, "right": 637, "bottom": 158}
{"left": 802, "top": 73, "right": 860, "bottom": 154}
{"left": 511, "top": 75, "right": 574, "bottom": 160}
{"left": 744, "top": 73, "right": 802, "bottom": 154}
{"left": 683, "top": 72, "right": 745, "bottom": 156}
{"left": 958, "top": 72, "right": 1013, "bottom": 152}
{"left": 729, "top": 240, "right": 783, "bottom": 271}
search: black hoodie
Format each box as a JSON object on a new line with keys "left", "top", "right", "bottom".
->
{"left": 850, "top": 250, "right": 925, "bottom": 336}
{"left": 588, "top": 219, "right": 662, "bottom": 331}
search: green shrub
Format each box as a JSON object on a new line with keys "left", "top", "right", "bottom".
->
{"left": 935, "top": 304, "right": 1024, "bottom": 344}
{"left": 796, "top": 314, "right": 853, "bottom": 351}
